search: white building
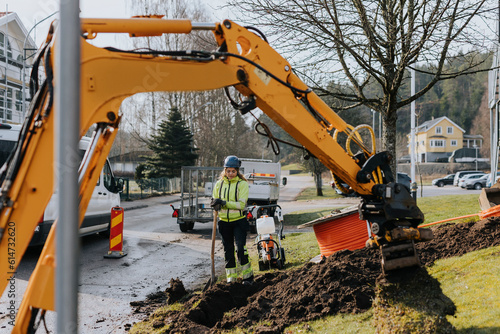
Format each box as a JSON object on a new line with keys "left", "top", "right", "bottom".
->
{"left": 0, "top": 12, "right": 36, "bottom": 124}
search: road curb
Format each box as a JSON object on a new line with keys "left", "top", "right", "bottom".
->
{"left": 121, "top": 197, "right": 179, "bottom": 211}
{"left": 123, "top": 204, "right": 149, "bottom": 211}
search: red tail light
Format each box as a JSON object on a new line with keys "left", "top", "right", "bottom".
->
{"left": 247, "top": 212, "right": 253, "bottom": 220}
{"left": 172, "top": 209, "right": 179, "bottom": 218}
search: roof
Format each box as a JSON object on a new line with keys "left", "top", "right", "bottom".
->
{"left": 464, "top": 134, "right": 483, "bottom": 139}
{"left": 108, "top": 151, "right": 153, "bottom": 163}
{"left": 416, "top": 116, "right": 465, "bottom": 134}
{"left": 0, "top": 12, "right": 36, "bottom": 50}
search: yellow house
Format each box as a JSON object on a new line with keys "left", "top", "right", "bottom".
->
{"left": 407, "top": 116, "right": 483, "bottom": 163}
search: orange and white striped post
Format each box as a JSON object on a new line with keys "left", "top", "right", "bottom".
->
{"left": 104, "top": 207, "right": 127, "bottom": 259}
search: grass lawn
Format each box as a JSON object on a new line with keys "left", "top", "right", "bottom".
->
{"left": 417, "top": 194, "right": 481, "bottom": 225}
{"left": 295, "top": 187, "right": 481, "bottom": 226}
{"left": 428, "top": 246, "right": 500, "bottom": 332}
{"left": 132, "top": 193, "right": 497, "bottom": 333}
{"left": 296, "top": 185, "right": 343, "bottom": 201}
{"left": 283, "top": 208, "right": 337, "bottom": 226}
{"left": 281, "top": 163, "right": 304, "bottom": 171}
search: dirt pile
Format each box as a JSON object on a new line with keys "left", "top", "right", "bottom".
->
{"left": 417, "top": 218, "right": 500, "bottom": 265}
{"left": 165, "top": 278, "right": 188, "bottom": 304}
{"left": 133, "top": 217, "right": 500, "bottom": 333}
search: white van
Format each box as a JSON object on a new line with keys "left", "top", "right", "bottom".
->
{"left": 0, "top": 123, "right": 121, "bottom": 246}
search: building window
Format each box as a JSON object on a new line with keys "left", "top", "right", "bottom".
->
{"left": 430, "top": 140, "right": 445, "bottom": 147}
{"left": 451, "top": 140, "right": 457, "bottom": 146}
{"left": 0, "top": 33, "right": 13, "bottom": 59}
{"left": 447, "top": 127, "right": 453, "bottom": 134}
{"left": 435, "top": 126, "right": 442, "bottom": 134}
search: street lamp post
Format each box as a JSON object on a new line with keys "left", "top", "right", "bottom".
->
{"left": 22, "top": 11, "right": 58, "bottom": 117}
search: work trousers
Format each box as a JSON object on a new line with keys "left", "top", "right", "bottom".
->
{"left": 218, "top": 218, "right": 249, "bottom": 268}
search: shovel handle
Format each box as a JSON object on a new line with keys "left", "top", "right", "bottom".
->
{"left": 211, "top": 210, "right": 217, "bottom": 285}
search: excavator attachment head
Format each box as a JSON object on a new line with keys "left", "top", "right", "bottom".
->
{"left": 374, "top": 227, "right": 433, "bottom": 274}
{"left": 479, "top": 182, "right": 500, "bottom": 211}
{"left": 381, "top": 241, "right": 420, "bottom": 274}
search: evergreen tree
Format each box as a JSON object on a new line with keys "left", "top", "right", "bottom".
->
{"left": 145, "top": 108, "right": 198, "bottom": 178}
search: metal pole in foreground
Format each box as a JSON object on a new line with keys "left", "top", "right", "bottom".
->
{"left": 56, "top": 0, "right": 80, "bottom": 332}
{"left": 410, "top": 68, "right": 417, "bottom": 200}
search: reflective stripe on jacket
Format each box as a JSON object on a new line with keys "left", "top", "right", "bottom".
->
{"left": 213, "top": 176, "right": 249, "bottom": 222}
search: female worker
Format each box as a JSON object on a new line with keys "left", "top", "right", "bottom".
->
{"left": 211, "top": 155, "right": 254, "bottom": 284}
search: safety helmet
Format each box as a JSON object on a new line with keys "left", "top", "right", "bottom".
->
{"left": 224, "top": 155, "right": 241, "bottom": 168}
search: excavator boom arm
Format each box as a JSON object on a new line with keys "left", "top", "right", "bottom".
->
{"left": 0, "top": 18, "right": 426, "bottom": 333}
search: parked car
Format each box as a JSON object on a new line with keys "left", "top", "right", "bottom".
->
{"left": 453, "top": 170, "right": 485, "bottom": 186}
{"left": 458, "top": 173, "right": 485, "bottom": 188}
{"left": 396, "top": 172, "right": 411, "bottom": 191}
{"left": 463, "top": 174, "right": 489, "bottom": 190}
{"left": 397, "top": 155, "right": 411, "bottom": 163}
{"left": 432, "top": 174, "right": 455, "bottom": 187}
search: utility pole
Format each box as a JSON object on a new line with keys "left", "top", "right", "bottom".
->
{"left": 410, "top": 68, "right": 417, "bottom": 200}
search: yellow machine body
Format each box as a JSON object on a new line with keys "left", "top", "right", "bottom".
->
{"left": 0, "top": 17, "right": 428, "bottom": 332}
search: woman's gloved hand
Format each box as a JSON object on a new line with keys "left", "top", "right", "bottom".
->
{"left": 210, "top": 198, "right": 226, "bottom": 211}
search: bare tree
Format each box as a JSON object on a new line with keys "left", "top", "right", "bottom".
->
{"left": 226, "top": 0, "right": 496, "bottom": 171}
{"left": 123, "top": 0, "right": 215, "bottom": 143}
{"left": 118, "top": 0, "right": 261, "bottom": 166}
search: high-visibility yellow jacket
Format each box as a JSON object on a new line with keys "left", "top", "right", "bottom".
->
{"left": 213, "top": 176, "right": 249, "bottom": 222}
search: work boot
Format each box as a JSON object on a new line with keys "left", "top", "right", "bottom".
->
{"left": 242, "top": 275, "right": 254, "bottom": 286}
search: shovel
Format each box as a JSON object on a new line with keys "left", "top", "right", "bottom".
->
{"left": 204, "top": 210, "right": 218, "bottom": 291}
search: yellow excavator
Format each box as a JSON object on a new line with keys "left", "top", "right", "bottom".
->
{"left": 0, "top": 17, "right": 433, "bottom": 332}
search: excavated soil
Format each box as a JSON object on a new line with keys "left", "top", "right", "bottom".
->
{"left": 130, "top": 217, "right": 500, "bottom": 333}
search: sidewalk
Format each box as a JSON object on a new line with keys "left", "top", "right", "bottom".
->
{"left": 119, "top": 193, "right": 180, "bottom": 211}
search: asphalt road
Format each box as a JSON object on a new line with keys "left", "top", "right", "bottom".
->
{"left": 0, "top": 204, "right": 226, "bottom": 333}
{"left": 416, "top": 184, "right": 482, "bottom": 198}
{"left": 0, "top": 174, "right": 316, "bottom": 333}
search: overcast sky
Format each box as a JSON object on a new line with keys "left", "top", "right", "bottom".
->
{"left": 2, "top": 0, "right": 232, "bottom": 47}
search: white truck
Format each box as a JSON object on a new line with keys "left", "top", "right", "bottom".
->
{"left": 240, "top": 159, "right": 284, "bottom": 233}
{"left": 240, "top": 158, "right": 282, "bottom": 207}
{"left": 0, "top": 123, "right": 122, "bottom": 245}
